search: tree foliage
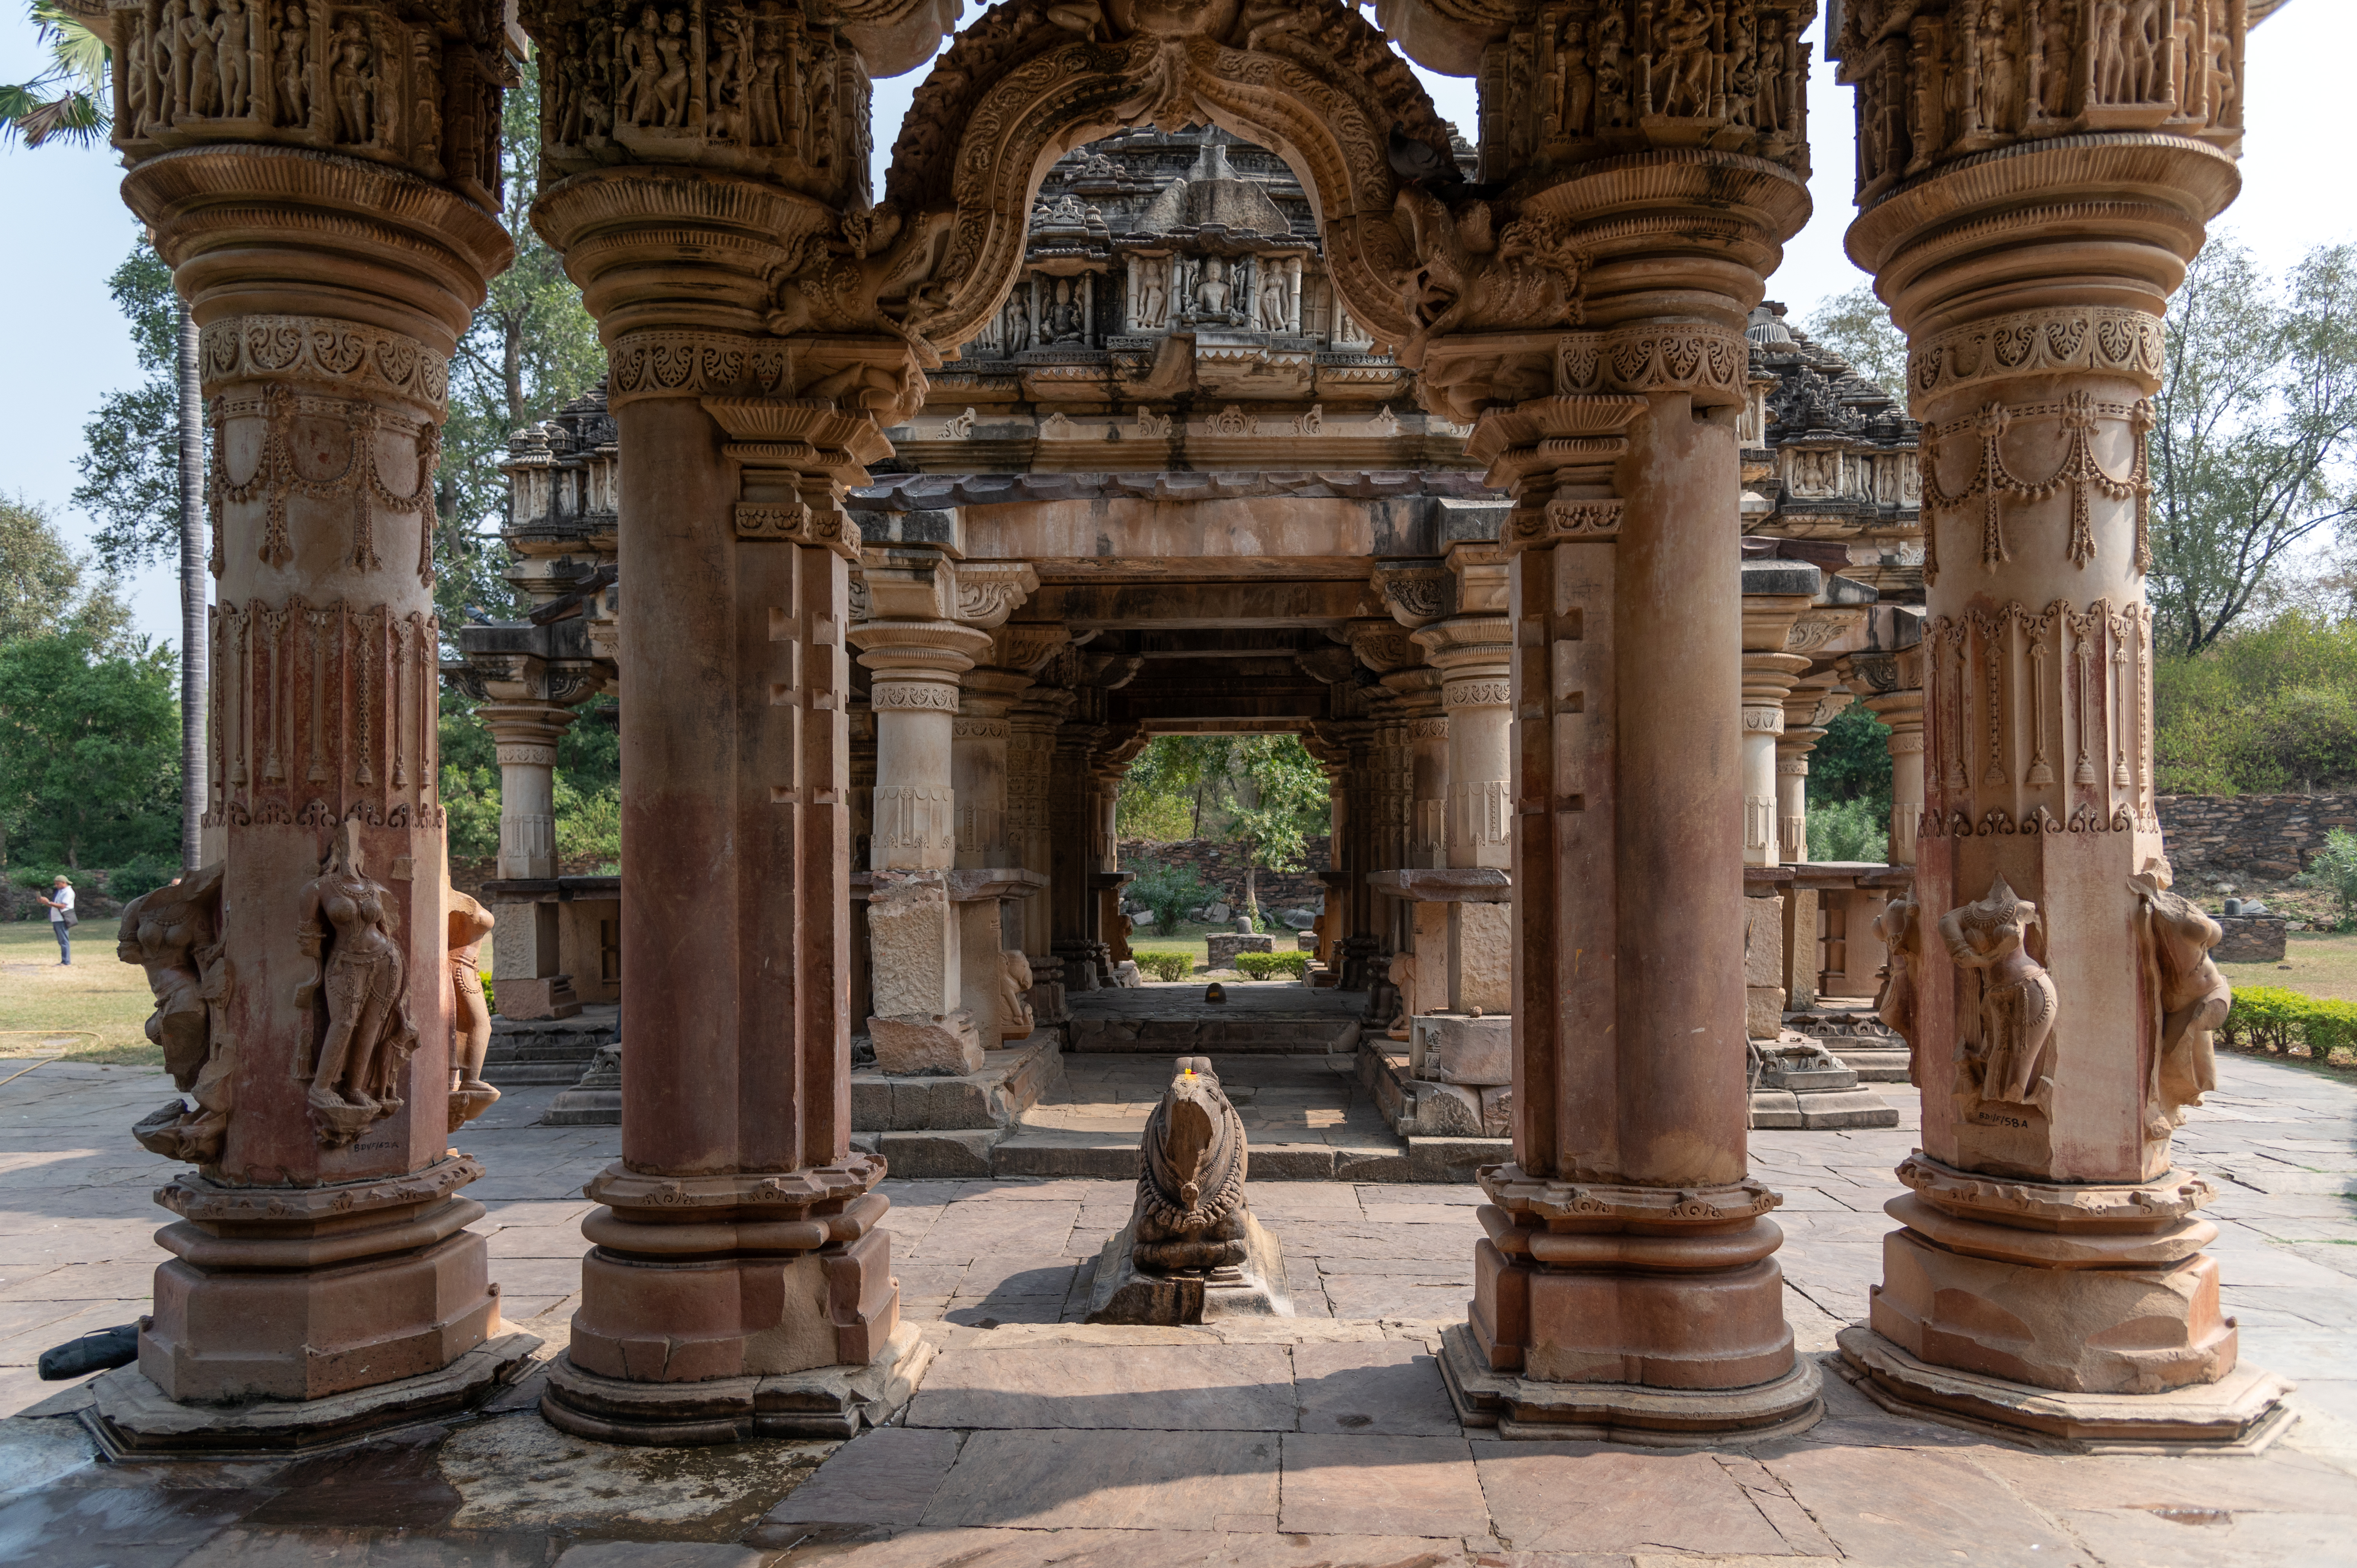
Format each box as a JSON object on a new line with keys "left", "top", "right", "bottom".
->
{"left": 2152, "top": 238, "right": 2357, "bottom": 654}
{"left": 2154, "top": 611, "right": 2357, "bottom": 793}
{"left": 74, "top": 238, "right": 190, "bottom": 572}
{"left": 0, "top": 630, "right": 177, "bottom": 870}
{"left": 1118, "top": 734, "right": 1332, "bottom": 909}
{"left": 0, "top": 495, "right": 131, "bottom": 654}
{"left": 435, "top": 58, "right": 603, "bottom": 634}
{"left": 1804, "top": 285, "right": 1909, "bottom": 399}
{"left": 1, "top": 0, "right": 108, "bottom": 147}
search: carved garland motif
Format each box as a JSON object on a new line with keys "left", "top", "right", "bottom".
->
{"left": 606, "top": 329, "right": 794, "bottom": 403}
{"left": 1919, "top": 394, "right": 2154, "bottom": 583}
{"left": 210, "top": 383, "right": 441, "bottom": 584}
{"left": 869, "top": 681, "right": 961, "bottom": 712}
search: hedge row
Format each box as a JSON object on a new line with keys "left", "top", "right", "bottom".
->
{"left": 2220, "top": 986, "right": 2357, "bottom": 1061}
{"left": 1235, "top": 951, "right": 1311, "bottom": 980}
{"left": 1134, "top": 951, "right": 1194, "bottom": 982}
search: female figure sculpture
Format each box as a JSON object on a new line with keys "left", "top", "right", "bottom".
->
{"left": 1873, "top": 885, "right": 1922, "bottom": 1084}
{"left": 2129, "top": 863, "right": 2232, "bottom": 1137}
{"left": 448, "top": 891, "right": 499, "bottom": 1130}
{"left": 1937, "top": 874, "right": 2058, "bottom": 1107}
{"left": 296, "top": 827, "right": 419, "bottom": 1147}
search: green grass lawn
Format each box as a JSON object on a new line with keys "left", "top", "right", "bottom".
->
{"left": 1127, "top": 918, "right": 1314, "bottom": 979}
{"left": 2218, "top": 928, "right": 2357, "bottom": 1003}
{"left": 0, "top": 917, "right": 162, "bottom": 1064}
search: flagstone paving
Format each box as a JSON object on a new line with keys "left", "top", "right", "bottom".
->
{"left": 0, "top": 1050, "right": 2353, "bottom": 1563}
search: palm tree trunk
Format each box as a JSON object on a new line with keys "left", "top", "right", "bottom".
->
{"left": 177, "top": 299, "right": 207, "bottom": 873}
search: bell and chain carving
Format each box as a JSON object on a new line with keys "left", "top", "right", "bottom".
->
{"left": 1919, "top": 599, "right": 2153, "bottom": 839}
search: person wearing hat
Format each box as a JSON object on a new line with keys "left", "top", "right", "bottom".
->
{"left": 34, "top": 876, "right": 75, "bottom": 965}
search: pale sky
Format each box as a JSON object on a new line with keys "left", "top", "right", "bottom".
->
{"left": 4, "top": 4, "right": 2348, "bottom": 649}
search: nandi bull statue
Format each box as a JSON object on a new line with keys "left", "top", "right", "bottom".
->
{"left": 1087, "top": 1057, "right": 1291, "bottom": 1324}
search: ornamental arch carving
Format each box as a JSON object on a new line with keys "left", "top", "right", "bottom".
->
{"left": 880, "top": 0, "right": 1450, "bottom": 356}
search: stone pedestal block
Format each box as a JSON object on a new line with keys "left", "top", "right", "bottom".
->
{"left": 868, "top": 874, "right": 960, "bottom": 1019}
{"left": 1447, "top": 901, "right": 1511, "bottom": 1014}
{"left": 1205, "top": 933, "right": 1275, "bottom": 969}
{"left": 1410, "top": 1012, "right": 1512, "bottom": 1085}
{"left": 494, "top": 975, "right": 579, "bottom": 1021}
{"left": 868, "top": 1010, "right": 985, "bottom": 1076}
{"left": 1088, "top": 1209, "right": 1291, "bottom": 1324}
{"left": 140, "top": 1159, "right": 501, "bottom": 1405}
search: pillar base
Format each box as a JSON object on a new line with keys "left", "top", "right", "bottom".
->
{"left": 539, "top": 1320, "right": 933, "bottom": 1444}
{"left": 86, "top": 1332, "right": 541, "bottom": 1458}
{"left": 1440, "top": 1323, "right": 1822, "bottom": 1444}
{"left": 1836, "top": 1327, "right": 2293, "bottom": 1454}
{"left": 141, "top": 1157, "right": 500, "bottom": 1404}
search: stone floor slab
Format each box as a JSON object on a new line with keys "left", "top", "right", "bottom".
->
{"left": 763, "top": 1526, "right": 1482, "bottom": 1567}
{"left": 1291, "top": 1340, "right": 1459, "bottom": 1436}
{"left": 918, "top": 1428, "right": 1281, "bottom": 1530}
{"left": 1471, "top": 1444, "right": 1797, "bottom": 1557}
{"left": 1278, "top": 1433, "right": 1484, "bottom": 1537}
{"left": 907, "top": 1344, "right": 1297, "bottom": 1430}
{"left": 760, "top": 1427, "right": 962, "bottom": 1527}
{"left": 1761, "top": 1442, "right": 2092, "bottom": 1566}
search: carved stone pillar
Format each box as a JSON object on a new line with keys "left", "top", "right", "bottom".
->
{"left": 475, "top": 701, "right": 579, "bottom": 1018}
{"left": 1391, "top": 676, "right": 1448, "bottom": 871}
{"left": 1740, "top": 569, "right": 1818, "bottom": 869}
{"left": 524, "top": 0, "right": 948, "bottom": 1426}
{"left": 1411, "top": 155, "right": 1819, "bottom": 1439}
{"left": 100, "top": 0, "right": 530, "bottom": 1443}
{"left": 1776, "top": 681, "right": 1851, "bottom": 867}
{"left": 1833, "top": 0, "right": 2283, "bottom": 1443}
{"left": 1842, "top": 645, "right": 1926, "bottom": 868}
{"left": 1048, "top": 722, "right": 1106, "bottom": 990}
{"left": 1010, "top": 685, "right": 1075, "bottom": 973}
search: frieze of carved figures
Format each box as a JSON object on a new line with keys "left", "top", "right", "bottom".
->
{"left": 1841, "top": 0, "right": 2245, "bottom": 200}
{"left": 112, "top": 0, "right": 508, "bottom": 205}
{"left": 203, "top": 596, "right": 443, "bottom": 836}
{"left": 121, "top": 864, "right": 236, "bottom": 1165}
{"left": 1483, "top": 0, "right": 1814, "bottom": 177}
{"left": 877, "top": 0, "right": 1449, "bottom": 358}
{"left": 1917, "top": 597, "right": 2154, "bottom": 837}
{"left": 531, "top": 0, "right": 871, "bottom": 200}
{"left": 1937, "top": 873, "right": 2059, "bottom": 1115}
{"left": 1918, "top": 393, "right": 2154, "bottom": 586}
{"left": 446, "top": 889, "right": 499, "bottom": 1131}
{"left": 295, "top": 823, "right": 420, "bottom": 1149}
{"left": 1872, "top": 883, "right": 1924, "bottom": 1085}
{"left": 2129, "top": 861, "right": 2232, "bottom": 1141}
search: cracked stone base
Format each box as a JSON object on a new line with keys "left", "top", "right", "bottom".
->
{"left": 1439, "top": 1322, "right": 1823, "bottom": 1445}
{"left": 539, "top": 1320, "right": 933, "bottom": 1445}
{"left": 83, "top": 1331, "right": 542, "bottom": 1459}
{"left": 1836, "top": 1326, "right": 2295, "bottom": 1453}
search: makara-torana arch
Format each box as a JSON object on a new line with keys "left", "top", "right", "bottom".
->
{"left": 96, "top": 0, "right": 2288, "bottom": 1450}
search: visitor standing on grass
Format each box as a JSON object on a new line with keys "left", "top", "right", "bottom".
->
{"left": 35, "top": 876, "right": 75, "bottom": 965}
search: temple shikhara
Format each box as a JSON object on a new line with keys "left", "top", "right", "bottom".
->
{"left": 83, "top": 0, "right": 2291, "bottom": 1470}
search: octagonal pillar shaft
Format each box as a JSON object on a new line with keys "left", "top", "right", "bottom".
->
{"left": 1831, "top": 0, "right": 2286, "bottom": 1443}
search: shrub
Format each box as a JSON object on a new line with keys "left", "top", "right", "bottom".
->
{"left": 2295, "top": 828, "right": 2357, "bottom": 931}
{"left": 1807, "top": 796, "right": 1889, "bottom": 863}
{"left": 1126, "top": 861, "right": 1211, "bottom": 934}
{"left": 1134, "top": 950, "right": 1193, "bottom": 982}
{"left": 2220, "top": 985, "right": 2357, "bottom": 1062}
{"left": 555, "top": 780, "right": 622, "bottom": 863}
{"left": 1234, "top": 950, "right": 1310, "bottom": 980}
{"left": 111, "top": 852, "right": 178, "bottom": 901}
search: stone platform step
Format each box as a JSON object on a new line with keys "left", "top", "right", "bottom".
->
{"left": 850, "top": 1124, "right": 1504, "bottom": 1184}
{"left": 543, "top": 1042, "right": 619, "bottom": 1126}
{"left": 1063, "top": 985, "right": 1371, "bottom": 1055}
{"left": 482, "top": 1007, "right": 619, "bottom": 1087}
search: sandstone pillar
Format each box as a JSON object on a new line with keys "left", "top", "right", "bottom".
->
{"left": 1777, "top": 682, "right": 1851, "bottom": 866}
{"left": 1740, "top": 569, "right": 1819, "bottom": 868}
{"left": 1049, "top": 722, "right": 1106, "bottom": 991}
{"left": 1010, "top": 685, "right": 1075, "bottom": 995}
{"left": 852, "top": 549, "right": 994, "bottom": 1070}
{"left": 478, "top": 701, "right": 582, "bottom": 1018}
{"left": 1405, "top": 140, "right": 1818, "bottom": 1438}
{"left": 1833, "top": 0, "right": 2283, "bottom": 1443}
{"left": 1845, "top": 645, "right": 1927, "bottom": 867}
{"left": 524, "top": 0, "right": 947, "bottom": 1429}
{"left": 100, "top": 0, "right": 528, "bottom": 1443}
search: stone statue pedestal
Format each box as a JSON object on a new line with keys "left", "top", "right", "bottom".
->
{"left": 1087, "top": 1209, "right": 1291, "bottom": 1324}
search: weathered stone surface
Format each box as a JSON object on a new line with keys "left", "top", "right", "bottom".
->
{"left": 758, "top": 1426, "right": 961, "bottom": 1526}
{"left": 1278, "top": 1433, "right": 1485, "bottom": 1537}
{"left": 1088, "top": 1210, "right": 1293, "bottom": 1325}
{"left": 1449, "top": 900, "right": 1511, "bottom": 1014}
{"left": 1205, "top": 934, "right": 1274, "bottom": 970}
{"left": 869, "top": 877, "right": 960, "bottom": 1020}
{"left": 870, "top": 1012, "right": 986, "bottom": 1077}
{"left": 907, "top": 1344, "right": 1296, "bottom": 1431}
{"left": 2214, "top": 914, "right": 2288, "bottom": 963}
{"left": 1290, "top": 1340, "right": 1460, "bottom": 1436}
{"left": 917, "top": 1428, "right": 1280, "bottom": 1530}
{"left": 1409, "top": 1013, "right": 1510, "bottom": 1086}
